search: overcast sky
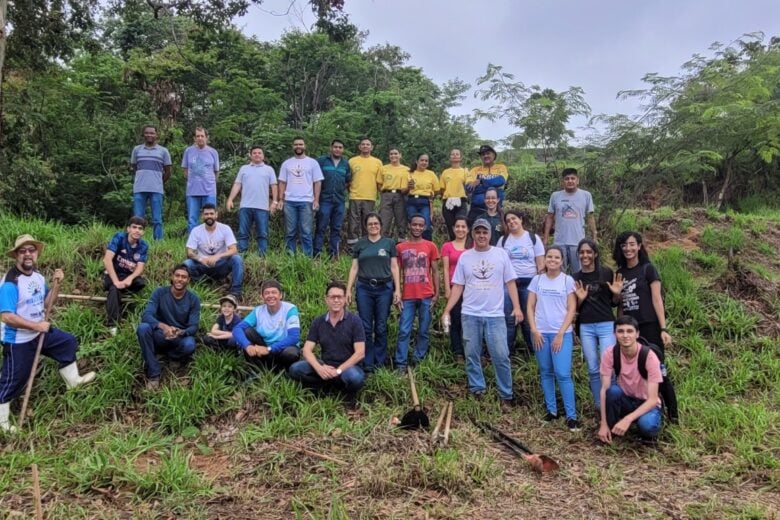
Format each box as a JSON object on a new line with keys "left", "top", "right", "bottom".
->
{"left": 238, "top": 0, "right": 780, "bottom": 143}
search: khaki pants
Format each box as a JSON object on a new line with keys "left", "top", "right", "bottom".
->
{"left": 379, "top": 191, "right": 406, "bottom": 239}
{"left": 347, "top": 199, "right": 376, "bottom": 243}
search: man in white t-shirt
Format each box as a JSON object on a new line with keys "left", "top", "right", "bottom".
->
{"left": 278, "top": 137, "right": 324, "bottom": 257}
{"left": 183, "top": 204, "right": 244, "bottom": 298}
{"left": 441, "top": 218, "right": 523, "bottom": 412}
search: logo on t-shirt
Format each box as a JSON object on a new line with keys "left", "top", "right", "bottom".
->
{"left": 622, "top": 277, "right": 640, "bottom": 312}
{"left": 562, "top": 204, "right": 579, "bottom": 219}
{"left": 378, "top": 249, "right": 387, "bottom": 257}
{"left": 471, "top": 259, "right": 495, "bottom": 280}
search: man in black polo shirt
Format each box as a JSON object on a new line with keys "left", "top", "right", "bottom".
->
{"left": 288, "top": 281, "right": 366, "bottom": 408}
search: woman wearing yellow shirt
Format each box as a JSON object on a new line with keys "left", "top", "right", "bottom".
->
{"left": 405, "top": 153, "right": 440, "bottom": 241}
{"left": 378, "top": 148, "right": 410, "bottom": 239}
{"left": 439, "top": 149, "right": 469, "bottom": 241}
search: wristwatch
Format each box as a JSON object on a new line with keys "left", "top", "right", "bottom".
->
{"left": 336, "top": 368, "right": 342, "bottom": 375}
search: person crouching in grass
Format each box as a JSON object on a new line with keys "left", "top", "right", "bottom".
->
{"left": 202, "top": 294, "right": 241, "bottom": 350}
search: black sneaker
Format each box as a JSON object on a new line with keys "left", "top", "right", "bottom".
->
{"left": 543, "top": 412, "right": 559, "bottom": 422}
{"left": 567, "top": 418, "right": 582, "bottom": 432}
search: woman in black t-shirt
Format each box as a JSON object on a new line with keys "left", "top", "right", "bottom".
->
{"left": 612, "top": 231, "right": 671, "bottom": 349}
{"left": 573, "top": 238, "right": 621, "bottom": 409}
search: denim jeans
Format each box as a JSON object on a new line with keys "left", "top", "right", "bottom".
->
{"left": 314, "top": 200, "right": 346, "bottom": 257}
{"left": 605, "top": 384, "right": 662, "bottom": 438}
{"left": 580, "top": 321, "right": 615, "bottom": 409}
{"left": 355, "top": 281, "right": 393, "bottom": 372}
{"left": 238, "top": 207, "right": 270, "bottom": 255}
{"left": 136, "top": 323, "right": 196, "bottom": 379}
{"left": 288, "top": 360, "right": 365, "bottom": 394}
{"left": 559, "top": 244, "right": 580, "bottom": 273}
{"left": 186, "top": 194, "right": 217, "bottom": 233}
{"left": 284, "top": 201, "right": 314, "bottom": 256}
{"left": 462, "top": 314, "right": 513, "bottom": 400}
{"left": 505, "top": 277, "right": 533, "bottom": 356}
{"left": 535, "top": 331, "right": 577, "bottom": 419}
{"left": 405, "top": 196, "right": 433, "bottom": 240}
{"left": 133, "top": 192, "right": 164, "bottom": 240}
{"left": 183, "top": 255, "right": 244, "bottom": 295}
{"left": 395, "top": 298, "right": 432, "bottom": 369}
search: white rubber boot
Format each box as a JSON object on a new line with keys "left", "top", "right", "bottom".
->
{"left": 59, "top": 362, "right": 96, "bottom": 389}
{"left": 0, "top": 402, "right": 17, "bottom": 433}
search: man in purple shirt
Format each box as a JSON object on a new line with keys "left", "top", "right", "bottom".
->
{"left": 181, "top": 127, "right": 219, "bottom": 233}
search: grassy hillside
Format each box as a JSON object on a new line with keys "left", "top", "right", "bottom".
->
{"left": 0, "top": 208, "right": 778, "bottom": 518}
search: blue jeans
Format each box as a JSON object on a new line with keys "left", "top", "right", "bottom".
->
{"left": 395, "top": 298, "right": 432, "bottom": 369}
{"left": 535, "top": 331, "right": 577, "bottom": 419}
{"left": 605, "top": 384, "right": 662, "bottom": 438}
{"left": 559, "top": 244, "right": 580, "bottom": 273}
{"left": 183, "top": 255, "right": 244, "bottom": 295}
{"left": 505, "top": 277, "right": 533, "bottom": 356}
{"left": 462, "top": 314, "right": 512, "bottom": 400}
{"left": 133, "top": 192, "right": 164, "bottom": 240}
{"left": 314, "top": 200, "right": 346, "bottom": 257}
{"left": 288, "top": 360, "right": 365, "bottom": 394}
{"left": 238, "top": 207, "right": 270, "bottom": 255}
{"left": 580, "top": 321, "right": 615, "bottom": 409}
{"left": 136, "top": 323, "right": 196, "bottom": 379}
{"left": 186, "top": 194, "right": 217, "bottom": 233}
{"left": 284, "top": 201, "right": 314, "bottom": 256}
{"left": 405, "top": 197, "right": 432, "bottom": 240}
{"left": 355, "top": 281, "right": 393, "bottom": 372}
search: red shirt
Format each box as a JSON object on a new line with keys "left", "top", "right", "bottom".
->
{"left": 397, "top": 240, "right": 439, "bottom": 300}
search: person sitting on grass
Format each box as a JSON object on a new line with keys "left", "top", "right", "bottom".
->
{"left": 202, "top": 294, "right": 241, "bottom": 350}
{"left": 137, "top": 264, "right": 201, "bottom": 391}
{"left": 233, "top": 280, "right": 301, "bottom": 373}
{"left": 598, "top": 316, "right": 663, "bottom": 444}
{"left": 103, "top": 216, "right": 149, "bottom": 336}
{"left": 288, "top": 281, "right": 366, "bottom": 409}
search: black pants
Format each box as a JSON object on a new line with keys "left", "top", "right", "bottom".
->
{"left": 103, "top": 274, "right": 146, "bottom": 326}
{"left": 243, "top": 327, "right": 300, "bottom": 372}
{"left": 639, "top": 320, "right": 679, "bottom": 422}
{"left": 442, "top": 199, "right": 468, "bottom": 241}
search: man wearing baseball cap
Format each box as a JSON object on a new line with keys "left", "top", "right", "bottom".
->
{"left": 466, "top": 145, "right": 509, "bottom": 224}
{"left": 0, "top": 235, "right": 96, "bottom": 432}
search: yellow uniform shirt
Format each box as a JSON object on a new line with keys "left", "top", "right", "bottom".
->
{"left": 408, "top": 169, "right": 440, "bottom": 197}
{"left": 348, "top": 156, "right": 383, "bottom": 200}
{"left": 380, "top": 164, "right": 409, "bottom": 191}
{"left": 439, "top": 167, "right": 468, "bottom": 198}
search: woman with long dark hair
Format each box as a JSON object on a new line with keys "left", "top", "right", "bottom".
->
{"left": 479, "top": 187, "right": 502, "bottom": 246}
{"left": 405, "top": 153, "right": 439, "bottom": 240}
{"left": 441, "top": 216, "right": 470, "bottom": 359}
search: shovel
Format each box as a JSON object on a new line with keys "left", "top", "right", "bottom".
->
{"left": 430, "top": 401, "right": 453, "bottom": 447}
{"left": 474, "top": 420, "right": 559, "bottom": 473}
{"left": 399, "top": 367, "right": 429, "bottom": 429}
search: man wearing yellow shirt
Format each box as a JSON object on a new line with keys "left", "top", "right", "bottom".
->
{"left": 378, "top": 148, "right": 410, "bottom": 239}
{"left": 467, "top": 144, "right": 509, "bottom": 225}
{"left": 347, "top": 138, "right": 383, "bottom": 247}
{"left": 406, "top": 153, "right": 440, "bottom": 241}
{"left": 439, "top": 148, "right": 469, "bottom": 241}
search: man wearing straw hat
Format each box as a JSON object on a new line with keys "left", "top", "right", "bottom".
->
{"left": 0, "top": 234, "right": 96, "bottom": 432}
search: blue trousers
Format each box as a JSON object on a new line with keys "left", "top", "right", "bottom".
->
{"left": 395, "top": 298, "right": 432, "bottom": 369}
{"left": 535, "top": 331, "right": 577, "bottom": 420}
{"left": 355, "top": 281, "right": 393, "bottom": 372}
{"left": 137, "top": 323, "right": 196, "bottom": 379}
{"left": 186, "top": 194, "right": 217, "bottom": 233}
{"left": 462, "top": 314, "right": 513, "bottom": 400}
{"left": 314, "top": 200, "right": 346, "bottom": 258}
{"left": 183, "top": 256, "right": 244, "bottom": 296}
{"left": 288, "top": 360, "right": 365, "bottom": 394}
{"left": 605, "top": 384, "right": 662, "bottom": 438}
{"left": 284, "top": 201, "right": 314, "bottom": 256}
{"left": 0, "top": 328, "right": 78, "bottom": 403}
{"left": 405, "top": 196, "right": 433, "bottom": 240}
{"left": 237, "top": 208, "right": 270, "bottom": 255}
{"left": 133, "top": 192, "right": 164, "bottom": 240}
{"left": 579, "top": 321, "right": 615, "bottom": 409}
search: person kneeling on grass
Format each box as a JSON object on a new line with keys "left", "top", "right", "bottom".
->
{"left": 598, "top": 316, "right": 663, "bottom": 444}
{"left": 1, "top": 235, "right": 96, "bottom": 433}
{"left": 232, "top": 280, "right": 301, "bottom": 373}
{"left": 202, "top": 294, "right": 241, "bottom": 350}
{"left": 137, "top": 264, "right": 201, "bottom": 391}
{"left": 288, "top": 281, "right": 366, "bottom": 408}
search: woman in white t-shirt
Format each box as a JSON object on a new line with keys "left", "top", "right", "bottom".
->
{"left": 497, "top": 210, "right": 545, "bottom": 356}
{"left": 527, "top": 245, "right": 580, "bottom": 432}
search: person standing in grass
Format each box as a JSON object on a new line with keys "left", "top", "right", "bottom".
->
{"left": 137, "top": 264, "right": 200, "bottom": 391}
{"left": 378, "top": 148, "right": 409, "bottom": 240}
{"left": 202, "top": 294, "right": 242, "bottom": 351}
{"left": 233, "top": 280, "right": 301, "bottom": 372}
{"left": 573, "top": 238, "right": 620, "bottom": 410}
{"left": 477, "top": 188, "right": 503, "bottom": 246}
{"left": 182, "top": 127, "right": 219, "bottom": 233}
{"left": 288, "top": 281, "right": 366, "bottom": 409}
{"left": 103, "top": 216, "right": 149, "bottom": 336}
{"left": 395, "top": 215, "right": 440, "bottom": 372}
{"left": 439, "top": 149, "right": 469, "bottom": 241}
{"left": 599, "top": 316, "right": 663, "bottom": 443}
{"left": 130, "top": 124, "right": 171, "bottom": 240}
{"left": 278, "top": 137, "right": 324, "bottom": 257}
{"left": 405, "top": 154, "right": 439, "bottom": 241}
{"left": 440, "top": 216, "right": 470, "bottom": 360}
{"left": 346, "top": 213, "right": 401, "bottom": 373}
{"left": 314, "top": 139, "right": 351, "bottom": 259}
{"left": 346, "top": 138, "right": 383, "bottom": 249}
{"left": 526, "top": 246, "right": 580, "bottom": 431}
{"left": 1, "top": 234, "right": 96, "bottom": 432}
{"left": 441, "top": 218, "right": 522, "bottom": 413}
{"left": 466, "top": 144, "right": 508, "bottom": 225}
{"left": 226, "top": 146, "right": 278, "bottom": 256}
{"left": 184, "top": 204, "right": 244, "bottom": 299}
{"left": 497, "top": 210, "right": 545, "bottom": 357}
{"left": 543, "top": 167, "right": 597, "bottom": 273}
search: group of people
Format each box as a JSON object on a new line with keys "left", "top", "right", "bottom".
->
{"left": 0, "top": 133, "right": 678, "bottom": 445}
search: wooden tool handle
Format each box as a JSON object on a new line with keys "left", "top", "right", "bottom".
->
{"left": 431, "top": 405, "right": 447, "bottom": 442}
{"left": 443, "top": 401, "right": 453, "bottom": 445}
{"left": 408, "top": 367, "right": 420, "bottom": 407}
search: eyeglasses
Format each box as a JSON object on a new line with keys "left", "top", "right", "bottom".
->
{"left": 17, "top": 247, "right": 37, "bottom": 254}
